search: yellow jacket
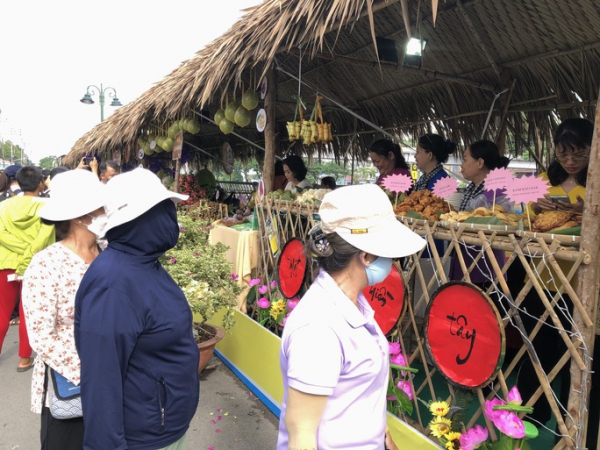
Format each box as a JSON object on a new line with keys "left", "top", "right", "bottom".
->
{"left": 0, "top": 196, "right": 55, "bottom": 275}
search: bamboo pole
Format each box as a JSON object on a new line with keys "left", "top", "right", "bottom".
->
{"left": 262, "top": 66, "right": 277, "bottom": 194}
{"left": 566, "top": 90, "right": 600, "bottom": 448}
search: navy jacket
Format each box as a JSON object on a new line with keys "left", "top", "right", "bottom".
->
{"left": 75, "top": 200, "right": 199, "bottom": 450}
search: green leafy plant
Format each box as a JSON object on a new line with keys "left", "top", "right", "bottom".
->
{"left": 161, "top": 206, "right": 242, "bottom": 336}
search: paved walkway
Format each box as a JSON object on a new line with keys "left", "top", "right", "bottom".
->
{"left": 0, "top": 324, "right": 279, "bottom": 450}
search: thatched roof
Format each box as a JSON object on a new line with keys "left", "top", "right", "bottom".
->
{"left": 66, "top": 0, "right": 600, "bottom": 168}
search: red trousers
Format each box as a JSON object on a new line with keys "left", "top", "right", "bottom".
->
{"left": 0, "top": 269, "right": 32, "bottom": 358}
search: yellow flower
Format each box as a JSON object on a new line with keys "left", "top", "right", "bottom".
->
{"left": 429, "top": 417, "right": 452, "bottom": 438}
{"left": 270, "top": 299, "right": 286, "bottom": 320}
{"left": 429, "top": 401, "right": 450, "bottom": 417}
{"left": 444, "top": 432, "right": 461, "bottom": 450}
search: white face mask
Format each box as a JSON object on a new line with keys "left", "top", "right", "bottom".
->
{"left": 86, "top": 213, "right": 109, "bottom": 238}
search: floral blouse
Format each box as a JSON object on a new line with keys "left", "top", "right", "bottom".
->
{"left": 22, "top": 243, "right": 90, "bottom": 414}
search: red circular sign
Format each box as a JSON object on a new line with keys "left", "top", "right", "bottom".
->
{"left": 361, "top": 263, "right": 407, "bottom": 335}
{"left": 425, "top": 282, "right": 505, "bottom": 388}
{"left": 276, "top": 238, "right": 308, "bottom": 299}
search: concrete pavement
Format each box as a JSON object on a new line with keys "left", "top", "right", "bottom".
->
{"left": 0, "top": 324, "right": 279, "bottom": 450}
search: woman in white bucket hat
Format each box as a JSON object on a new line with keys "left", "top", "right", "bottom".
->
{"left": 277, "top": 183, "right": 426, "bottom": 450}
{"left": 21, "top": 168, "right": 106, "bottom": 450}
{"left": 74, "top": 168, "right": 198, "bottom": 450}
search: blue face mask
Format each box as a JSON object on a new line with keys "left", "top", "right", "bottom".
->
{"left": 363, "top": 255, "right": 393, "bottom": 286}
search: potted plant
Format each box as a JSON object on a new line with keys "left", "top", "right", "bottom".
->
{"left": 161, "top": 205, "right": 242, "bottom": 372}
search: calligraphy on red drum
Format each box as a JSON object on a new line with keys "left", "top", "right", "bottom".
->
{"left": 425, "top": 282, "right": 505, "bottom": 389}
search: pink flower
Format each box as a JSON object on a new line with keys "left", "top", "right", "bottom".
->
{"left": 459, "top": 425, "right": 489, "bottom": 450}
{"left": 484, "top": 397, "right": 506, "bottom": 422}
{"left": 258, "top": 284, "right": 269, "bottom": 295}
{"left": 507, "top": 386, "right": 522, "bottom": 406}
{"left": 170, "top": 257, "right": 177, "bottom": 264}
{"left": 390, "top": 352, "right": 406, "bottom": 367}
{"left": 492, "top": 410, "right": 525, "bottom": 439}
{"left": 389, "top": 342, "right": 401, "bottom": 356}
{"left": 248, "top": 278, "right": 261, "bottom": 287}
{"left": 230, "top": 273, "right": 239, "bottom": 280}
{"left": 396, "top": 380, "right": 413, "bottom": 401}
{"left": 270, "top": 280, "right": 277, "bottom": 288}
{"left": 287, "top": 298, "right": 300, "bottom": 310}
{"left": 257, "top": 297, "right": 271, "bottom": 309}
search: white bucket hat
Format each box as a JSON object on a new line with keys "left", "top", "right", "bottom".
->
{"left": 103, "top": 168, "right": 188, "bottom": 234}
{"left": 318, "top": 184, "right": 426, "bottom": 258}
{"left": 38, "top": 169, "right": 106, "bottom": 221}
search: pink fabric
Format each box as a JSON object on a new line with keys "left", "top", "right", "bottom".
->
{"left": 376, "top": 167, "right": 411, "bottom": 186}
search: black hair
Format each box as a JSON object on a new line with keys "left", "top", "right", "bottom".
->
{"left": 99, "top": 160, "right": 120, "bottom": 174}
{"left": 275, "top": 160, "right": 285, "bottom": 176}
{"left": 15, "top": 166, "right": 44, "bottom": 192}
{"left": 468, "top": 140, "right": 510, "bottom": 171}
{"left": 309, "top": 232, "right": 361, "bottom": 274}
{"left": 50, "top": 166, "right": 69, "bottom": 180}
{"left": 41, "top": 219, "right": 70, "bottom": 242}
{"left": 418, "top": 134, "right": 456, "bottom": 164}
{"left": 320, "top": 176, "right": 336, "bottom": 190}
{"left": 548, "top": 118, "right": 593, "bottom": 187}
{"left": 369, "top": 140, "right": 409, "bottom": 170}
{"left": 283, "top": 155, "right": 308, "bottom": 181}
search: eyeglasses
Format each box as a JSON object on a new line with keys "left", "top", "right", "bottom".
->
{"left": 555, "top": 151, "right": 589, "bottom": 163}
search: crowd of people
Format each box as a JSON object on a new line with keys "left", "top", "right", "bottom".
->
{"left": 0, "top": 115, "right": 594, "bottom": 450}
{"left": 0, "top": 161, "right": 199, "bottom": 450}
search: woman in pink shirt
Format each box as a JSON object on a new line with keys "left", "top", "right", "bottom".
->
{"left": 370, "top": 140, "right": 411, "bottom": 186}
{"left": 277, "top": 184, "right": 426, "bottom": 450}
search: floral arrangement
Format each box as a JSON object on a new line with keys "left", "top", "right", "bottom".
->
{"left": 178, "top": 174, "right": 206, "bottom": 206}
{"left": 247, "top": 277, "right": 300, "bottom": 335}
{"left": 387, "top": 341, "right": 417, "bottom": 417}
{"left": 161, "top": 206, "right": 242, "bottom": 334}
{"left": 428, "top": 386, "right": 538, "bottom": 450}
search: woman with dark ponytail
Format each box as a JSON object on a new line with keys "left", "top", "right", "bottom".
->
{"left": 450, "top": 140, "right": 510, "bottom": 285}
{"left": 414, "top": 134, "right": 456, "bottom": 191}
{"left": 369, "top": 140, "right": 410, "bottom": 186}
{"left": 458, "top": 140, "right": 511, "bottom": 212}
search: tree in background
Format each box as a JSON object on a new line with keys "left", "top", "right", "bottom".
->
{"left": 0, "top": 140, "right": 31, "bottom": 166}
{"left": 38, "top": 156, "right": 61, "bottom": 170}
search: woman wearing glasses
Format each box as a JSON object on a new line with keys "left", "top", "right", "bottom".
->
{"left": 514, "top": 118, "right": 592, "bottom": 439}
{"left": 531, "top": 118, "right": 591, "bottom": 214}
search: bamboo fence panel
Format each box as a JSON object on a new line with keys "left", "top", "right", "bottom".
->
{"left": 254, "top": 205, "right": 595, "bottom": 449}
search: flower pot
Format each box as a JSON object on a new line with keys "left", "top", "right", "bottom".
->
{"left": 196, "top": 323, "right": 225, "bottom": 373}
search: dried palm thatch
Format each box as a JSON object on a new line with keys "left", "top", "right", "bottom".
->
{"left": 66, "top": 0, "right": 600, "bottom": 168}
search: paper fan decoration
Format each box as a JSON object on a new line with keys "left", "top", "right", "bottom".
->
{"left": 432, "top": 176, "right": 459, "bottom": 199}
{"left": 485, "top": 167, "right": 513, "bottom": 192}
{"left": 382, "top": 173, "right": 413, "bottom": 194}
{"left": 505, "top": 175, "right": 550, "bottom": 204}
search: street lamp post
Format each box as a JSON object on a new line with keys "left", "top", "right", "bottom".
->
{"left": 79, "top": 84, "right": 122, "bottom": 121}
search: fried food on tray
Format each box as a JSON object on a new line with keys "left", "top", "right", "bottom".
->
{"left": 393, "top": 189, "right": 449, "bottom": 221}
{"left": 532, "top": 210, "right": 580, "bottom": 232}
{"left": 440, "top": 206, "right": 522, "bottom": 227}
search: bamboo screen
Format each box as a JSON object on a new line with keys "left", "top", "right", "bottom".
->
{"left": 254, "top": 202, "right": 593, "bottom": 449}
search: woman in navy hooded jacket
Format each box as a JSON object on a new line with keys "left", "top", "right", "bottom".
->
{"left": 75, "top": 169, "right": 199, "bottom": 450}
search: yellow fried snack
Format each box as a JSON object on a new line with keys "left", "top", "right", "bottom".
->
{"left": 532, "top": 210, "right": 575, "bottom": 232}
{"left": 394, "top": 189, "right": 450, "bottom": 221}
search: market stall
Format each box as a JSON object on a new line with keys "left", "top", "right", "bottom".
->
{"left": 61, "top": 0, "right": 600, "bottom": 448}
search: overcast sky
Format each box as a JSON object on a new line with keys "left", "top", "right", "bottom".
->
{"left": 0, "top": 0, "right": 260, "bottom": 164}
